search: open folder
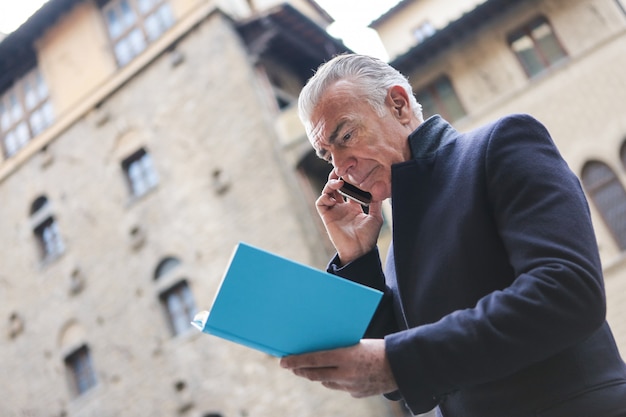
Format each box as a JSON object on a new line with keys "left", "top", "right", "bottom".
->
{"left": 192, "top": 242, "right": 383, "bottom": 357}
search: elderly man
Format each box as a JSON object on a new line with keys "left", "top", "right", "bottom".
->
{"left": 280, "top": 54, "right": 626, "bottom": 416}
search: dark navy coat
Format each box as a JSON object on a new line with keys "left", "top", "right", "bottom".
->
{"left": 330, "top": 114, "right": 626, "bottom": 416}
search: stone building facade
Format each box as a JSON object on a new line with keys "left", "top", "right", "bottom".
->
{"left": 3, "top": 0, "right": 625, "bottom": 416}
{"left": 0, "top": 0, "right": 401, "bottom": 416}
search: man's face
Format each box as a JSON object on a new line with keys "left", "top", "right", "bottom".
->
{"left": 308, "top": 80, "right": 411, "bottom": 202}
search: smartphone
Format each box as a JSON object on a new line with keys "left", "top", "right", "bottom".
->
{"left": 338, "top": 179, "right": 372, "bottom": 206}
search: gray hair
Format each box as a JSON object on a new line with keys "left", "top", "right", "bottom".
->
{"left": 298, "top": 54, "right": 422, "bottom": 134}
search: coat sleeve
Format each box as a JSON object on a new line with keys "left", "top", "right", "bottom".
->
{"left": 384, "top": 114, "right": 607, "bottom": 413}
{"left": 327, "top": 247, "right": 401, "bottom": 338}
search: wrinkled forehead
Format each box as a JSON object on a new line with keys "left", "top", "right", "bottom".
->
{"left": 304, "top": 79, "right": 357, "bottom": 153}
{"left": 306, "top": 117, "right": 328, "bottom": 152}
{"left": 304, "top": 100, "right": 336, "bottom": 152}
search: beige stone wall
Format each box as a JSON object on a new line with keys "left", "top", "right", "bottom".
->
{"left": 0, "top": 10, "right": 394, "bottom": 417}
{"left": 37, "top": 1, "right": 117, "bottom": 117}
{"left": 373, "top": 0, "right": 487, "bottom": 59}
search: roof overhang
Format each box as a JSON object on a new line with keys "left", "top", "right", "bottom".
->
{"left": 236, "top": 3, "right": 351, "bottom": 83}
{"left": 0, "top": 0, "right": 83, "bottom": 91}
{"left": 389, "top": 0, "right": 524, "bottom": 74}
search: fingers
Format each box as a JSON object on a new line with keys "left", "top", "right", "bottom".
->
{"left": 280, "top": 348, "right": 345, "bottom": 370}
{"left": 292, "top": 366, "right": 340, "bottom": 382}
{"left": 315, "top": 178, "right": 343, "bottom": 208}
{"left": 322, "top": 381, "right": 342, "bottom": 391}
{"left": 321, "top": 381, "right": 369, "bottom": 398}
{"left": 365, "top": 199, "right": 383, "bottom": 219}
{"left": 317, "top": 178, "right": 371, "bottom": 209}
{"left": 280, "top": 341, "right": 398, "bottom": 398}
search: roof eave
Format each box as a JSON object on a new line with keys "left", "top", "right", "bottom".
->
{"left": 390, "top": 0, "right": 523, "bottom": 74}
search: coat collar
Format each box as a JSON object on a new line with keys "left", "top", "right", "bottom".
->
{"left": 407, "top": 115, "right": 457, "bottom": 160}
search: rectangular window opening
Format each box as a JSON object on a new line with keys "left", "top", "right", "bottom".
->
{"left": 65, "top": 345, "right": 97, "bottom": 396}
{"left": 102, "top": 0, "right": 175, "bottom": 67}
{"left": 160, "top": 280, "right": 197, "bottom": 336}
{"left": 507, "top": 16, "right": 567, "bottom": 78}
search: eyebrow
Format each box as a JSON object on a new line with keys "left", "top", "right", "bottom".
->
{"left": 315, "top": 120, "right": 346, "bottom": 160}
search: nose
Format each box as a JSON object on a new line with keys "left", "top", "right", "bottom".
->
{"left": 331, "top": 151, "right": 355, "bottom": 179}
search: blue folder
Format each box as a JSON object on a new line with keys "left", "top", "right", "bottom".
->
{"left": 192, "top": 242, "right": 383, "bottom": 357}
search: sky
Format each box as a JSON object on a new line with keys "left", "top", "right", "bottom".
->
{"left": 0, "top": 0, "right": 50, "bottom": 34}
{"left": 0, "top": 0, "right": 401, "bottom": 59}
{"left": 315, "top": 0, "right": 403, "bottom": 60}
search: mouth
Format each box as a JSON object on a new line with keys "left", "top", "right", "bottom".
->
{"left": 349, "top": 167, "right": 376, "bottom": 191}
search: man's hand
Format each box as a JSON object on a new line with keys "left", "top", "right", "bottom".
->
{"left": 280, "top": 339, "right": 398, "bottom": 398}
{"left": 316, "top": 175, "right": 384, "bottom": 264}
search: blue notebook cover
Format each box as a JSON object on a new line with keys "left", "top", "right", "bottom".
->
{"left": 192, "top": 242, "right": 383, "bottom": 357}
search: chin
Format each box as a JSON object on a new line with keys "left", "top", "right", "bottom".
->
{"left": 369, "top": 183, "right": 391, "bottom": 202}
{"left": 368, "top": 192, "right": 389, "bottom": 204}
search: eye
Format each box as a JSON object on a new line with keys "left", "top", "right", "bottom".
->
{"left": 342, "top": 132, "right": 352, "bottom": 142}
{"left": 317, "top": 149, "right": 332, "bottom": 164}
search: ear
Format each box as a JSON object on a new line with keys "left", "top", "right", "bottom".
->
{"left": 386, "top": 85, "right": 412, "bottom": 124}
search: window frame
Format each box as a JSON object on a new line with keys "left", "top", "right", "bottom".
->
{"left": 581, "top": 160, "right": 626, "bottom": 251}
{"left": 102, "top": 0, "right": 175, "bottom": 67}
{"left": 1, "top": 68, "right": 54, "bottom": 159}
{"left": 30, "top": 196, "right": 65, "bottom": 262}
{"left": 412, "top": 20, "right": 436, "bottom": 44}
{"left": 33, "top": 216, "right": 65, "bottom": 261}
{"left": 159, "top": 280, "right": 197, "bottom": 336}
{"left": 121, "top": 147, "right": 159, "bottom": 198}
{"left": 616, "top": 0, "right": 626, "bottom": 16}
{"left": 414, "top": 75, "right": 466, "bottom": 122}
{"left": 507, "top": 15, "right": 568, "bottom": 78}
{"left": 64, "top": 345, "right": 97, "bottom": 396}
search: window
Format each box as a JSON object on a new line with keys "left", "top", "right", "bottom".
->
{"left": 155, "top": 257, "right": 181, "bottom": 278}
{"left": 616, "top": 0, "right": 626, "bottom": 16}
{"left": 30, "top": 196, "right": 65, "bottom": 261}
{"left": 160, "top": 281, "right": 197, "bottom": 336}
{"left": 155, "top": 257, "right": 197, "bottom": 336}
{"left": 508, "top": 16, "right": 567, "bottom": 78}
{"left": 415, "top": 75, "right": 466, "bottom": 122}
{"left": 264, "top": 66, "right": 299, "bottom": 111}
{"left": 103, "top": 0, "right": 175, "bottom": 67}
{"left": 581, "top": 161, "right": 626, "bottom": 250}
{"left": 65, "top": 345, "right": 97, "bottom": 396}
{"left": 412, "top": 21, "right": 435, "bottom": 44}
{"left": 1, "top": 68, "right": 54, "bottom": 158}
{"left": 34, "top": 217, "right": 65, "bottom": 259}
{"left": 121, "top": 148, "right": 159, "bottom": 197}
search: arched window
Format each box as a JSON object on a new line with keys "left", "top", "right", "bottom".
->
{"left": 154, "top": 257, "right": 196, "bottom": 336}
{"left": 65, "top": 345, "right": 97, "bottom": 396}
{"left": 160, "top": 280, "right": 197, "bottom": 336}
{"left": 581, "top": 161, "right": 626, "bottom": 250}
{"left": 59, "top": 322, "right": 97, "bottom": 397}
{"left": 30, "top": 195, "right": 65, "bottom": 261}
{"left": 30, "top": 195, "right": 48, "bottom": 214}
{"left": 154, "top": 256, "right": 181, "bottom": 280}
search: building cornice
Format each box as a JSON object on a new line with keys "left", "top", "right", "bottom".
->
{"left": 388, "top": 0, "right": 526, "bottom": 73}
{"left": 236, "top": 3, "right": 350, "bottom": 82}
{"left": 0, "top": 0, "right": 85, "bottom": 91}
